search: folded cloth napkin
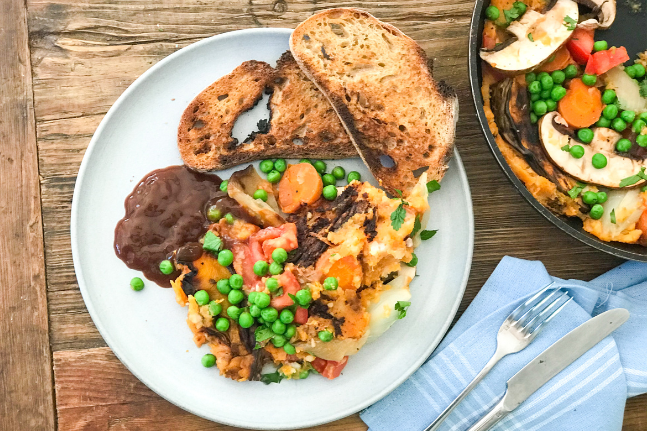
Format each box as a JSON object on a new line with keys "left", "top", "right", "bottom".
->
{"left": 361, "top": 256, "right": 647, "bottom": 431}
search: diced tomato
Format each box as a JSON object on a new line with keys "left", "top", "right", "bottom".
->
{"left": 231, "top": 243, "right": 262, "bottom": 291}
{"left": 312, "top": 357, "right": 349, "bottom": 379}
{"left": 566, "top": 28, "right": 594, "bottom": 65}
{"left": 483, "top": 33, "right": 496, "bottom": 50}
{"left": 248, "top": 223, "right": 298, "bottom": 261}
{"left": 585, "top": 46, "right": 630, "bottom": 75}
{"left": 294, "top": 307, "right": 308, "bottom": 324}
{"left": 271, "top": 269, "right": 301, "bottom": 309}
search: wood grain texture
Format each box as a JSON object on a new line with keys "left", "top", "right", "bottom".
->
{"left": 23, "top": 0, "right": 644, "bottom": 429}
{"left": 0, "top": 0, "right": 56, "bottom": 429}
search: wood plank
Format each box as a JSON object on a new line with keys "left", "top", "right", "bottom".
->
{"left": 0, "top": 0, "right": 55, "bottom": 429}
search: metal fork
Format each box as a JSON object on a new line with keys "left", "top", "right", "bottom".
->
{"left": 424, "top": 283, "right": 571, "bottom": 431}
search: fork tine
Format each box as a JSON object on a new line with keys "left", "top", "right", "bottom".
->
{"left": 508, "top": 282, "right": 555, "bottom": 321}
{"left": 522, "top": 292, "right": 572, "bottom": 337}
{"left": 513, "top": 287, "right": 564, "bottom": 328}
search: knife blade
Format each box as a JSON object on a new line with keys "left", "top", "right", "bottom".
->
{"left": 466, "top": 308, "right": 630, "bottom": 431}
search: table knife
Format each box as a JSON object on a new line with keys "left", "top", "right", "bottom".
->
{"left": 466, "top": 308, "right": 629, "bottom": 431}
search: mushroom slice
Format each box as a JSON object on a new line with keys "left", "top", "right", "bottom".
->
{"left": 539, "top": 112, "right": 646, "bottom": 188}
{"left": 480, "top": 0, "right": 579, "bottom": 73}
{"left": 576, "top": 0, "right": 616, "bottom": 30}
{"left": 227, "top": 165, "right": 285, "bottom": 227}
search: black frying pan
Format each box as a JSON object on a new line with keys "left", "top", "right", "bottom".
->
{"left": 469, "top": 0, "right": 647, "bottom": 261}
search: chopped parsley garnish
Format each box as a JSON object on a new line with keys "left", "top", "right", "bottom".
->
{"left": 255, "top": 326, "right": 274, "bottom": 343}
{"left": 561, "top": 144, "right": 571, "bottom": 152}
{"left": 391, "top": 201, "right": 407, "bottom": 231}
{"left": 260, "top": 372, "right": 283, "bottom": 385}
{"left": 610, "top": 208, "right": 616, "bottom": 224}
{"left": 567, "top": 182, "right": 586, "bottom": 199}
{"left": 619, "top": 167, "right": 647, "bottom": 187}
{"left": 420, "top": 229, "right": 438, "bottom": 240}
{"left": 202, "top": 231, "right": 223, "bottom": 253}
{"left": 411, "top": 215, "right": 422, "bottom": 237}
{"left": 563, "top": 16, "right": 576, "bottom": 31}
{"left": 642, "top": 185, "right": 647, "bottom": 192}
{"left": 395, "top": 301, "right": 411, "bottom": 319}
{"left": 288, "top": 293, "right": 298, "bottom": 304}
{"left": 394, "top": 189, "right": 403, "bottom": 197}
{"left": 504, "top": 7, "right": 520, "bottom": 24}
{"left": 527, "top": 33, "right": 534, "bottom": 42}
{"left": 426, "top": 180, "right": 441, "bottom": 193}
{"left": 640, "top": 80, "right": 647, "bottom": 98}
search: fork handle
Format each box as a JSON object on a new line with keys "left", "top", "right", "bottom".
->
{"left": 466, "top": 397, "right": 511, "bottom": 431}
{"left": 423, "top": 349, "right": 506, "bottom": 431}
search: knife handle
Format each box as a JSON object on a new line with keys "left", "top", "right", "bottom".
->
{"left": 466, "top": 397, "right": 511, "bottom": 431}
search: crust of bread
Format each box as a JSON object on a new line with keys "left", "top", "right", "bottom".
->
{"left": 289, "top": 8, "right": 459, "bottom": 194}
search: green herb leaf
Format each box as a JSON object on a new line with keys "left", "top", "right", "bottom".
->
{"left": 202, "top": 231, "right": 223, "bottom": 253}
{"left": 610, "top": 208, "right": 616, "bottom": 224}
{"left": 527, "top": 33, "right": 534, "bottom": 42}
{"left": 642, "top": 185, "right": 647, "bottom": 192}
{"left": 561, "top": 144, "right": 571, "bottom": 152}
{"left": 260, "top": 371, "right": 283, "bottom": 385}
{"left": 504, "top": 7, "right": 520, "bottom": 24}
{"left": 275, "top": 288, "right": 283, "bottom": 297}
{"left": 620, "top": 167, "right": 647, "bottom": 187}
{"left": 394, "top": 189, "right": 403, "bottom": 197}
{"left": 288, "top": 293, "right": 298, "bottom": 304}
{"left": 405, "top": 253, "right": 418, "bottom": 267}
{"left": 255, "top": 326, "right": 274, "bottom": 342}
{"left": 411, "top": 215, "right": 422, "bottom": 237}
{"left": 567, "top": 182, "right": 586, "bottom": 199}
{"left": 420, "top": 229, "right": 438, "bottom": 240}
{"left": 426, "top": 180, "right": 441, "bottom": 193}
{"left": 639, "top": 80, "right": 647, "bottom": 98}
{"left": 391, "top": 203, "right": 407, "bottom": 231}
{"left": 395, "top": 301, "right": 411, "bottom": 319}
{"left": 563, "top": 16, "right": 576, "bottom": 30}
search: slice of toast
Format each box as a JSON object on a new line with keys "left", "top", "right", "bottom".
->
{"left": 178, "top": 53, "right": 355, "bottom": 172}
{"left": 290, "top": 8, "right": 459, "bottom": 194}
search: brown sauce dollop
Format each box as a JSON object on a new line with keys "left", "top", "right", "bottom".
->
{"left": 114, "top": 165, "right": 224, "bottom": 286}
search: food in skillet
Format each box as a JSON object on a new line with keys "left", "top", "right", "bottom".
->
{"left": 480, "top": 0, "right": 647, "bottom": 245}
{"left": 114, "top": 8, "right": 458, "bottom": 383}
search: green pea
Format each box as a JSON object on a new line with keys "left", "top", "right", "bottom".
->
{"left": 299, "top": 370, "right": 310, "bottom": 379}
{"left": 280, "top": 309, "right": 294, "bottom": 324}
{"left": 295, "top": 289, "right": 312, "bottom": 306}
{"left": 250, "top": 304, "right": 261, "bottom": 317}
{"left": 551, "top": 70, "right": 566, "bottom": 85}
{"left": 261, "top": 307, "right": 278, "bottom": 322}
{"left": 545, "top": 99, "right": 557, "bottom": 112}
{"left": 266, "top": 277, "right": 279, "bottom": 292}
{"left": 537, "top": 71, "right": 549, "bottom": 81}
{"left": 592, "top": 153, "right": 608, "bottom": 169}
{"left": 530, "top": 93, "right": 540, "bottom": 102}
{"left": 589, "top": 204, "right": 604, "bottom": 220}
{"left": 283, "top": 343, "right": 296, "bottom": 355}
{"left": 269, "top": 262, "right": 283, "bottom": 275}
{"left": 582, "top": 74, "right": 597, "bottom": 86}
{"left": 272, "top": 334, "right": 287, "bottom": 347}
{"left": 257, "top": 317, "right": 265, "bottom": 325}
{"left": 239, "top": 312, "right": 254, "bottom": 328}
{"left": 616, "top": 138, "right": 633, "bottom": 152}
{"left": 637, "top": 134, "right": 647, "bottom": 148}
{"left": 299, "top": 158, "right": 311, "bottom": 164}
{"left": 513, "top": 1, "right": 526, "bottom": 14}
{"left": 207, "top": 205, "right": 222, "bottom": 222}
{"left": 274, "top": 158, "right": 287, "bottom": 173}
{"left": 633, "top": 64, "right": 646, "bottom": 78}
{"left": 577, "top": 128, "right": 594, "bottom": 144}
{"left": 318, "top": 330, "right": 333, "bottom": 342}
{"left": 641, "top": 112, "right": 647, "bottom": 122}
{"left": 322, "top": 185, "right": 338, "bottom": 201}
{"left": 219, "top": 180, "right": 229, "bottom": 192}
{"left": 228, "top": 289, "right": 244, "bottom": 305}
{"left": 259, "top": 159, "right": 274, "bottom": 173}
{"left": 406, "top": 253, "right": 419, "bottom": 267}
{"left": 215, "top": 317, "right": 230, "bottom": 331}
{"left": 227, "top": 305, "right": 242, "bottom": 320}
{"left": 159, "top": 260, "right": 174, "bottom": 275}
{"left": 582, "top": 191, "right": 598, "bottom": 205}
{"left": 208, "top": 301, "right": 222, "bottom": 316}
{"left": 285, "top": 324, "right": 296, "bottom": 339}
{"left": 255, "top": 292, "right": 271, "bottom": 309}
{"left": 347, "top": 171, "right": 361, "bottom": 183}
{"left": 323, "top": 277, "right": 339, "bottom": 290}
{"left": 253, "top": 260, "right": 269, "bottom": 276}
{"left": 267, "top": 170, "right": 281, "bottom": 184}
{"left": 229, "top": 274, "right": 243, "bottom": 290}
{"left": 217, "top": 249, "right": 234, "bottom": 267}
{"left": 620, "top": 110, "right": 636, "bottom": 123}
{"left": 633, "top": 119, "right": 646, "bottom": 134}
{"left": 130, "top": 277, "right": 144, "bottom": 291}
{"left": 225, "top": 213, "right": 235, "bottom": 224}
{"left": 540, "top": 89, "right": 551, "bottom": 100}
{"left": 593, "top": 40, "right": 608, "bottom": 52}
{"left": 603, "top": 104, "right": 619, "bottom": 120}
{"left": 194, "top": 290, "right": 209, "bottom": 306}
{"left": 533, "top": 100, "right": 547, "bottom": 116}
{"left": 201, "top": 353, "right": 216, "bottom": 368}
{"left": 563, "top": 64, "right": 578, "bottom": 79}
{"left": 272, "top": 320, "right": 286, "bottom": 334}
{"left": 601, "top": 89, "right": 616, "bottom": 105}
{"left": 322, "top": 173, "right": 336, "bottom": 187}
{"left": 530, "top": 112, "right": 538, "bottom": 124}
{"left": 248, "top": 291, "right": 259, "bottom": 304}
{"left": 332, "top": 166, "right": 346, "bottom": 180}
{"left": 611, "top": 118, "right": 627, "bottom": 132}
{"left": 626, "top": 65, "right": 637, "bottom": 78}
{"left": 528, "top": 80, "right": 541, "bottom": 94}
{"left": 596, "top": 117, "right": 611, "bottom": 128}
{"left": 540, "top": 74, "right": 553, "bottom": 90}
{"left": 550, "top": 85, "right": 566, "bottom": 101}
{"left": 313, "top": 160, "right": 327, "bottom": 174}
{"left": 216, "top": 278, "right": 231, "bottom": 295}
{"left": 596, "top": 192, "right": 608, "bottom": 203}
{"left": 486, "top": 5, "right": 500, "bottom": 20}
{"left": 525, "top": 72, "right": 537, "bottom": 84}
{"left": 569, "top": 145, "right": 585, "bottom": 159}
{"left": 253, "top": 189, "right": 268, "bottom": 201}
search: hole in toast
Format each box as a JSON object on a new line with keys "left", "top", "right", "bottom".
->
{"left": 399, "top": 125, "right": 406, "bottom": 132}
{"left": 423, "top": 152, "right": 430, "bottom": 158}
{"left": 192, "top": 119, "right": 205, "bottom": 130}
{"left": 321, "top": 46, "right": 331, "bottom": 60}
{"left": 330, "top": 23, "right": 346, "bottom": 37}
{"left": 231, "top": 91, "right": 271, "bottom": 145}
{"left": 192, "top": 105, "right": 200, "bottom": 113}
{"left": 412, "top": 166, "right": 429, "bottom": 178}
{"left": 379, "top": 155, "right": 395, "bottom": 169}
{"left": 293, "top": 138, "right": 304, "bottom": 146}
{"left": 218, "top": 94, "right": 228, "bottom": 101}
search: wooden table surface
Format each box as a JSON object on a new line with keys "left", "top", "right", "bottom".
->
{"left": 2, "top": 0, "right": 646, "bottom": 429}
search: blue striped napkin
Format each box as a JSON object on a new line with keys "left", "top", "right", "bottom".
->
{"left": 361, "top": 256, "right": 647, "bottom": 431}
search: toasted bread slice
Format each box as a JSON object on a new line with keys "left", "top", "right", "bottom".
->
{"left": 290, "top": 8, "right": 459, "bottom": 194}
{"left": 178, "top": 53, "right": 355, "bottom": 172}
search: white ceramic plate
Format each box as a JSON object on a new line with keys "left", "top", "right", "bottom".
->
{"left": 71, "top": 28, "right": 474, "bottom": 430}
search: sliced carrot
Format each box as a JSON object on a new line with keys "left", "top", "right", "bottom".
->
{"left": 557, "top": 78, "right": 603, "bottom": 128}
{"left": 637, "top": 209, "right": 647, "bottom": 246}
{"left": 326, "top": 255, "right": 362, "bottom": 290}
{"left": 278, "top": 163, "right": 323, "bottom": 214}
{"left": 538, "top": 47, "right": 573, "bottom": 72}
